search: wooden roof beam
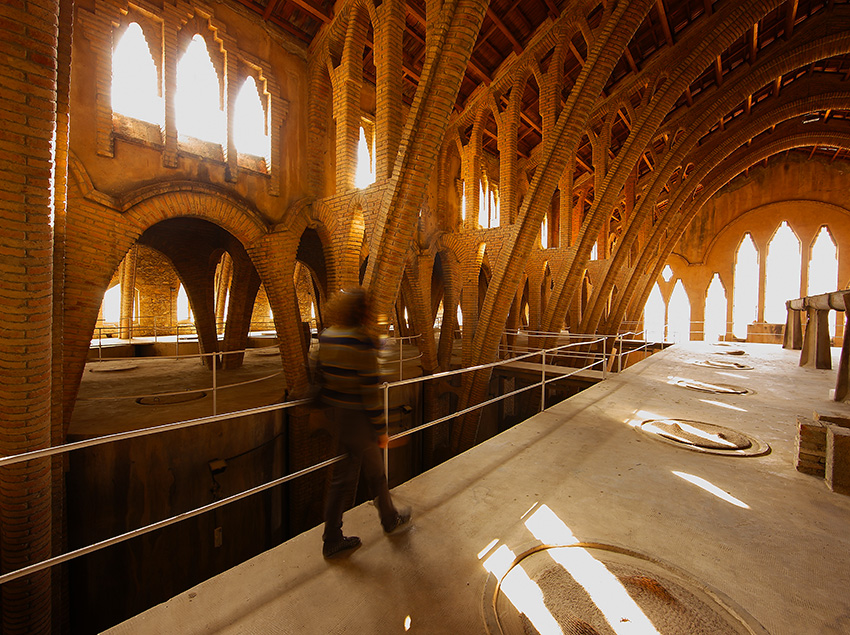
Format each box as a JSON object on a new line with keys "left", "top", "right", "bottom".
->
{"left": 263, "top": 0, "right": 282, "bottom": 20}
{"left": 703, "top": 0, "right": 713, "bottom": 16}
{"left": 487, "top": 8, "right": 523, "bottom": 55}
{"left": 543, "top": 0, "right": 560, "bottom": 20}
{"left": 655, "top": 0, "right": 674, "bottom": 47}
{"left": 714, "top": 56, "right": 723, "bottom": 86}
{"left": 624, "top": 47, "right": 639, "bottom": 74}
{"left": 289, "top": 0, "right": 332, "bottom": 24}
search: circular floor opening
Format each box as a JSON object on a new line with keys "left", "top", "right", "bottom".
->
{"left": 674, "top": 379, "right": 751, "bottom": 395}
{"left": 137, "top": 391, "right": 207, "bottom": 405}
{"left": 693, "top": 360, "right": 754, "bottom": 371}
{"left": 484, "top": 543, "right": 768, "bottom": 634}
{"left": 88, "top": 361, "right": 139, "bottom": 373}
{"left": 639, "top": 419, "right": 769, "bottom": 456}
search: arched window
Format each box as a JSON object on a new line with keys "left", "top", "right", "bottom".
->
{"left": 590, "top": 241, "right": 598, "bottom": 260}
{"left": 704, "top": 274, "right": 727, "bottom": 342}
{"left": 733, "top": 233, "right": 759, "bottom": 339}
{"left": 808, "top": 226, "right": 839, "bottom": 336}
{"left": 764, "top": 221, "right": 802, "bottom": 324}
{"left": 667, "top": 279, "right": 691, "bottom": 343}
{"left": 102, "top": 284, "right": 121, "bottom": 323}
{"left": 540, "top": 216, "right": 548, "bottom": 249}
{"left": 234, "top": 76, "right": 269, "bottom": 158}
{"left": 355, "top": 126, "right": 374, "bottom": 188}
{"left": 176, "top": 34, "right": 225, "bottom": 145}
{"left": 112, "top": 22, "right": 163, "bottom": 126}
{"left": 460, "top": 181, "right": 467, "bottom": 221}
{"left": 478, "top": 180, "right": 488, "bottom": 228}
{"left": 456, "top": 304, "right": 463, "bottom": 326}
{"left": 644, "top": 282, "right": 665, "bottom": 341}
{"left": 176, "top": 284, "right": 192, "bottom": 322}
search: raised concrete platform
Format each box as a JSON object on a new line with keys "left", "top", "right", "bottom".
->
{"left": 107, "top": 342, "right": 850, "bottom": 634}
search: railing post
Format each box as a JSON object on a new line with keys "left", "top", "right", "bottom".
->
{"left": 540, "top": 349, "right": 546, "bottom": 411}
{"left": 383, "top": 382, "right": 390, "bottom": 476}
{"left": 212, "top": 353, "right": 217, "bottom": 415}
{"left": 98, "top": 327, "right": 103, "bottom": 361}
{"left": 617, "top": 334, "right": 623, "bottom": 374}
{"left": 602, "top": 339, "right": 608, "bottom": 380}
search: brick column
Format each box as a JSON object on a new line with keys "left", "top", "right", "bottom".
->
{"left": 119, "top": 247, "right": 137, "bottom": 339}
{"left": 374, "top": 0, "right": 404, "bottom": 180}
{"left": 0, "top": 0, "right": 58, "bottom": 632}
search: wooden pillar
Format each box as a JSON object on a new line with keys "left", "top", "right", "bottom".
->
{"left": 783, "top": 303, "right": 803, "bottom": 350}
{"left": 800, "top": 308, "right": 832, "bottom": 369}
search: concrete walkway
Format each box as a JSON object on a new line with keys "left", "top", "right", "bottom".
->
{"left": 107, "top": 342, "right": 850, "bottom": 634}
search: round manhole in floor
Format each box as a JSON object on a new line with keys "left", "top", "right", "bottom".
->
{"left": 638, "top": 419, "right": 769, "bottom": 456}
{"left": 692, "top": 360, "right": 754, "bottom": 371}
{"left": 88, "top": 361, "right": 139, "bottom": 373}
{"left": 674, "top": 379, "right": 751, "bottom": 395}
{"left": 137, "top": 391, "right": 207, "bottom": 405}
{"left": 484, "top": 543, "right": 768, "bottom": 634}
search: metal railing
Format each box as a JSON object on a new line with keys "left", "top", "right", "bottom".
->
{"left": 0, "top": 328, "right": 661, "bottom": 589}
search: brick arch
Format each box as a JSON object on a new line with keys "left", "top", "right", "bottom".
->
{"left": 323, "top": 0, "right": 378, "bottom": 56}
{"left": 614, "top": 132, "right": 850, "bottom": 331}
{"left": 124, "top": 183, "right": 268, "bottom": 247}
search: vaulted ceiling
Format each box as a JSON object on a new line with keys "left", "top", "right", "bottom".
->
{"left": 232, "top": 0, "right": 850, "bottom": 178}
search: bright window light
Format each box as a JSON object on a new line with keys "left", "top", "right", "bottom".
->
{"left": 482, "top": 544, "right": 562, "bottom": 635}
{"left": 478, "top": 182, "right": 488, "bottom": 228}
{"left": 525, "top": 505, "right": 661, "bottom": 634}
{"left": 234, "top": 76, "right": 269, "bottom": 158}
{"left": 355, "top": 126, "right": 375, "bottom": 188}
{"left": 661, "top": 264, "right": 673, "bottom": 283}
{"left": 808, "top": 226, "right": 838, "bottom": 336}
{"left": 457, "top": 304, "right": 463, "bottom": 326}
{"left": 764, "top": 221, "right": 801, "bottom": 324}
{"left": 176, "top": 34, "right": 225, "bottom": 145}
{"left": 643, "top": 282, "right": 665, "bottom": 341}
{"left": 732, "top": 234, "right": 759, "bottom": 339}
{"left": 112, "top": 23, "right": 163, "bottom": 125}
{"left": 461, "top": 181, "right": 466, "bottom": 221}
{"left": 102, "top": 284, "right": 121, "bottom": 323}
{"left": 590, "top": 241, "right": 598, "bottom": 260}
{"left": 540, "top": 216, "right": 548, "bottom": 249}
{"left": 177, "top": 284, "right": 192, "bottom": 322}
{"left": 704, "top": 273, "right": 727, "bottom": 342}
{"left": 667, "top": 280, "right": 690, "bottom": 343}
{"left": 672, "top": 471, "right": 750, "bottom": 509}
{"left": 490, "top": 189, "right": 500, "bottom": 228}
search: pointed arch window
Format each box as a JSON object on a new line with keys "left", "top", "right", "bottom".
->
{"left": 764, "top": 221, "right": 801, "bottom": 324}
{"left": 102, "top": 285, "right": 122, "bottom": 323}
{"left": 644, "top": 282, "right": 665, "bottom": 341}
{"left": 540, "top": 215, "right": 549, "bottom": 249}
{"left": 176, "top": 284, "right": 192, "bottom": 322}
{"left": 234, "top": 75, "right": 270, "bottom": 159}
{"left": 112, "top": 22, "right": 163, "bottom": 126}
{"left": 808, "top": 225, "right": 839, "bottom": 336}
{"left": 733, "top": 233, "right": 759, "bottom": 339}
{"left": 478, "top": 179, "right": 488, "bottom": 228}
{"left": 590, "top": 241, "right": 598, "bottom": 260}
{"left": 704, "top": 274, "right": 727, "bottom": 342}
{"left": 667, "top": 280, "right": 691, "bottom": 343}
{"left": 176, "top": 34, "right": 225, "bottom": 145}
{"left": 355, "top": 125, "right": 375, "bottom": 188}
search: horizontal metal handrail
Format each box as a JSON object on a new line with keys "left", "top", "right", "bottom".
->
{"left": 0, "top": 330, "right": 645, "bottom": 589}
{"left": 76, "top": 370, "right": 284, "bottom": 402}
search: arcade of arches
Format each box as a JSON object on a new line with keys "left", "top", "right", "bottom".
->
{"left": 3, "top": 0, "right": 850, "bottom": 632}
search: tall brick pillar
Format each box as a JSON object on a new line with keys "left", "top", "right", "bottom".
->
{"left": 0, "top": 0, "right": 59, "bottom": 632}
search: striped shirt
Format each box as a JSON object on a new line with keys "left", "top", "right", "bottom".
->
{"left": 315, "top": 326, "right": 384, "bottom": 430}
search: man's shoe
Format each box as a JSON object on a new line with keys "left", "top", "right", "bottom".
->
{"left": 383, "top": 508, "right": 412, "bottom": 535}
{"left": 323, "top": 535, "right": 362, "bottom": 558}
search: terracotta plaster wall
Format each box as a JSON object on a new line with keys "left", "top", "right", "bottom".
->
{"left": 666, "top": 158, "right": 850, "bottom": 339}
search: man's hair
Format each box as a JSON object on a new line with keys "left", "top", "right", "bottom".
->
{"left": 325, "top": 287, "right": 368, "bottom": 327}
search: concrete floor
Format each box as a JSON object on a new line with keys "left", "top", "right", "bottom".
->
{"left": 106, "top": 342, "right": 850, "bottom": 634}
